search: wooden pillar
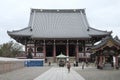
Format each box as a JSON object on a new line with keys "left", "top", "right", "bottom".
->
{"left": 95, "top": 56, "right": 98, "bottom": 66}
{"left": 43, "top": 40, "right": 46, "bottom": 60}
{"left": 76, "top": 40, "right": 79, "bottom": 61}
{"left": 66, "top": 40, "right": 69, "bottom": 56}
{"left": 25, "top": 40, "right": 27, "bottom": 56}
{"left": 34, "top": 41, "right": 36, "bottom": 57}
{"left": 53, "top": 40, "right": 56, "bottom": 62}
{"left": 99, "top": 55, "right": 103, "bottom": 69}
{"left": 83, "top": 41, "right": 86, "bottom": 61}
{"left": 25, "top": 43, "right": 27, "bottom": 55}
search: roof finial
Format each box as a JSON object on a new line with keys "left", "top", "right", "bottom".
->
{"left": 87, "top": 28, "right": 89, "bottom": 31}
{"left": 57, "top": 9, "right": 59, "bottom": 12}
{"left": 30, "top": 28, "right": 32, "bottom": 31}
{"left": 40, "top": 9, "right": 43, "bottom": 12}
{"left": 73, "top": 9, "right": 76, "bottom": 12}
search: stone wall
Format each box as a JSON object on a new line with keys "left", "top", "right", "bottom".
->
{"left": 0, "top": 61, "right": 24, "bottom": 74}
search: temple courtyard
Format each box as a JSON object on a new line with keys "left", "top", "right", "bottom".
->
{"left": 0, "top": 63, "right": 120, "bottom": 80}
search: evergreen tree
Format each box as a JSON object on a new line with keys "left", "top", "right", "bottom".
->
{"left": 0, "top": 41, "right": 23, "bottom": 57}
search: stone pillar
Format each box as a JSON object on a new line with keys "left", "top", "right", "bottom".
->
{"left": 43, "top": 40, "right": 46, "bottom": 60}
{"left": 66, "top": 40, "right": 69, "bottom": 57}
{"left": 113, "top": 56, "right": 116, "bottom": 69}
{"left": 115, "top": 55, "right": 119, "bottom": 69}
{"left": 76, "top": 40, "right": 79, "bottom": 61}
{"left": 53, "top": 40, "right": 56, "bottom": 62}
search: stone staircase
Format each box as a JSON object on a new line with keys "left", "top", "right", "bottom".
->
{"left": 103, "top": 63, "right": 113, "bottom": 70}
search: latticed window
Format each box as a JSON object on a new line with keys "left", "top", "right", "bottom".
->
{"left": 37, "top": 47, "right": 43, "bottom": 53}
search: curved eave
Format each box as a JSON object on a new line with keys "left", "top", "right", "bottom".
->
{"left": 92, "top": 41, "right": 106, "bottom": 50}
{"left": 88, "top": 27, "right": 112, "bottom": 37}
{"left": 113, "top": 39, "right": 120, "bottom": 47}
{"left": 7, "top": 27, "right": 32, "bottom": 37}
{"left": 114, "top": 39, "right": 120, "bottom": 46}
{"left": 8, "top": 32, "right": 31, "bottom": 37}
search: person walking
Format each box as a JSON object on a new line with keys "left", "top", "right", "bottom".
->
{"left": 48, "top": 61, "right": 51, "bottom": 66}
{"left": 81, "top": 61, "right": 85, "bottom": 69}
{"left": 73, "top": 61, "right": 76, "bottom": 67}
{"left": 67, "top": 62, "right": 71, "bottom": 73}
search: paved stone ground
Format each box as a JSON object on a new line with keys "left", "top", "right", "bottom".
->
{"left": 74, "top": 67, "right": 120, "bottom": 80}
{"left": 0, "top": 66, "right": 50, "bottom": 80}
{"left": 34, "top": 67, "right": 85, "bottom": 80}
{"left": 0, "top": 63, "right": 120, "bottom": 80}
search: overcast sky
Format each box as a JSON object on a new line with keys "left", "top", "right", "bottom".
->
{"left": 0, "top": 0, "right": 120, "bottom": 44}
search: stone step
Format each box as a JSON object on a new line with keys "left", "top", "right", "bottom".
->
{"left": 103, "top": 63, "right": 113, "bottom": 70}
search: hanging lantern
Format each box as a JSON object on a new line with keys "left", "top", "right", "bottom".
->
{"left": 103, "top": 50, "right": 108, "bottom": 56}
{"left": 109, "top": 50, "right": 115, "bottom": 55}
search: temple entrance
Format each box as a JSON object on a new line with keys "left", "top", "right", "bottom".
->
{"left": 105, "top": 55, "right": 113, "bottom": 63}
{"left": 104, "top": 55, "right": 113, "bottom": 68}
{"left": 56, "top": 45, "right": 66, "bottom": 56}
{"left": 69, "top": 45, "right": 76, "bottom": 57}
{"left": 46, "top": 45, "right": 53, "bottom": 57}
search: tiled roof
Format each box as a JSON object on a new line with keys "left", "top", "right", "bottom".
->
{"left": 92, "top": 36, "right": 120, "bottom": 50}
{"left": 8, "top": 9, "right": 111, "bottom": 39}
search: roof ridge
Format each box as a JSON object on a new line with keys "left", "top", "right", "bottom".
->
{"left": 31, "top": 8, "right": 85, "bottom": 13}
{"left": 31, "top": 8, "right": 85, "bottom": 10}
